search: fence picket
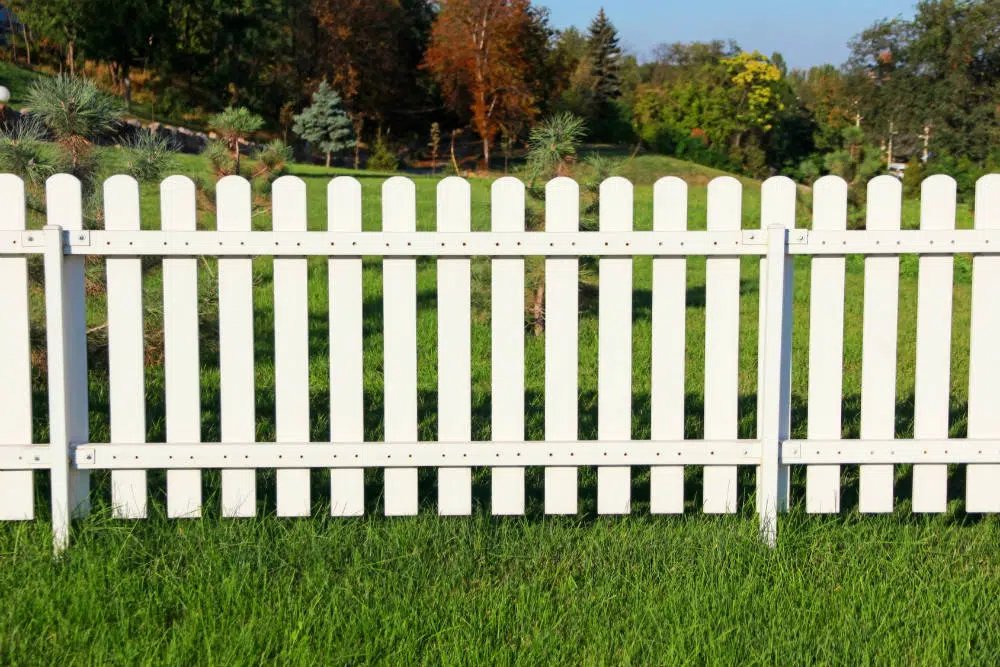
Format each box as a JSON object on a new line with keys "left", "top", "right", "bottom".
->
{"left": 806, "top": 176, "right": 848, "bottom": 513}
{"left": 967, "top": 174, "right": 1000, "bottom": 512}
{"left": 105, "top": 176, "right": 147, "bottom": 518}
{"left": 912, "top": 175, "right": 956, "bottom": 513}
{"left": 273, "top": 176, "right": 311, "bottom": 517}
{"left": 383, "top": 177, "right": 419, "bottom": 516}
{"left": 490, "top": 178, "right": 526, "bottom": 515}
{"left": 650, "top": 177, "right": 687, "bottom": 513}
{"left": 597, "top": 177, "right": 634, "bottom": 514}
{"left": 704, "top": 177, "right": 742, "bottom": 513}
{"left": 0, "top": 175, "right": 32, "bottom": 520}
{"left": 545, "top": 178, "right": 579, "bottom": 514}
{"left": 860, "top": 176, "right": 902, "bottom": 513}
{"left": 437, "top": 177, "right": 472, "bottom": 515}
{"left": 162, "top": 176, "right": 202, "bottom": 518}
{"left": 217, "top": 176, "right": 257, "bottom": 517}
{"left": 329, "top": 177, "right": 365, "bottom": 515}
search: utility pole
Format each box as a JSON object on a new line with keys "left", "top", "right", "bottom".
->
{"left": 918, "top": 124, "right": 932, "bottom": 163}
{"left": 886, "top": 120, "right": 896, "bottom": 170}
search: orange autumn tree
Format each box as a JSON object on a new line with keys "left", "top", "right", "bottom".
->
{"left": 424, "top": 0, "right": 538, "bottom": 168}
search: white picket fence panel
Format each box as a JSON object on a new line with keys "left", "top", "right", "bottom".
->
{"left": 3, "top": 171, "right": 1000, "bottom": 552}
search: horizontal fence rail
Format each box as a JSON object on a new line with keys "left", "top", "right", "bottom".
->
{"left": 2, "top": 171, "right": 1000, "bottom": 552}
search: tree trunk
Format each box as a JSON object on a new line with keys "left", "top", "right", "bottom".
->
{"left": 482, "top": 137, "right": 490, "bottom": 171}
{"left": 24, "top": 25, "right": 31, "bottom": 66}
{"left": 531, "top": 284, "right": 545, "bottom": 336}
{"left": 7, "top": 12, "right": 17, "bottom": 62}
{"left": 67, "top": 40, "right": 75, "bottom": 77}
{"left": 351, "top": 115, "right": 364, "bottom": 170}
{"left": 325, "top": 151, "right": 331, "bottom": 168}
{"left": 123, "top": 64, "right": 132, "bottom": 109}
{"left": 450, "top": 131, "right": 460, "bottom": 174}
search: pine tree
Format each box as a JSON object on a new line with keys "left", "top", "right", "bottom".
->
{"left": 292, "top": 81, "right": 356, "bottom": 168}
{"left": 587, "top": 8, "right": 622, "bottom": 108}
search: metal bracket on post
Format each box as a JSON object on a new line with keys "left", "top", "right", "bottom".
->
{"left": 43, "top": 225, "right": 72, "bottom": 554}
{"left": 759, "top": 223, "right": 793, "bottom": 547}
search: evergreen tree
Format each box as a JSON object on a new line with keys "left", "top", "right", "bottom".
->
{"left": 587, "top": 8, "right": 622, "bottom": 108}
{"left": 292, "top": 81, "right": 355, "bottom": 167}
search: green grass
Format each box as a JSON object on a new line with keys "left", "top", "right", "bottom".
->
{"left": 1, "top": 155, "right": 994, "bottom": 664}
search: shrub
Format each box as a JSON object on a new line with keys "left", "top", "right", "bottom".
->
{"left": 209, "top": 106, "right": 264, "bottom": 175}
{"left": 367, "top": 130, "right": 399, "bottom": 172}
{"left": 525, "top": 112, "right": 588, "bottom": 184}
{"left": 252, "top": 139, "right": 293, "bottom": 182}
{"left": 27, "top": 75, "right": 123, "bottom": 169}
{"left": 0, "top": 118, "right": 63, "bottom": 187}
{"left": 120, "top": 131, "right": 176, "bottom": 184}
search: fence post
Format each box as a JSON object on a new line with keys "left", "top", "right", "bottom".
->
{"left": 43, "top": 224, "right": 72, "bottom": 553}
{"left": 759, "top": 223, "right": 793, "bottom": 547}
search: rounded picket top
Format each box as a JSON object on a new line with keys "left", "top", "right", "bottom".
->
{"left": 600, "top": 175, "right": 633, "bottom": 192}
{"left": 103, "top": 174, "right": 141, "bottom": 231}
{"left": 491, "top": 177, "right": 525, "bottom": 231}
{"left": 812, "top": 175, "right": 849, "bottom": 231}
{"left": 160, "top": 175, "right": 196, "bottom": 232}
{"left": 653, "top": 176, "right": 687, "bottom": 231}
{"left": 382, "top": 176, "right": 415, "bottom": 231}
{"left": 328, "top": 176, "right": 362, "bottom": 232}
{"left": 437, "top": 175, "right": 470, "bottom": 203}
{"left": 272, "top": 174, "right": 306, "bottom": 197}
{"left": 814, "top": 174, "right": 849, "bottom": 193}
{"left": 919, "top": 173, "right": 956, "bottom": 231}
{"left": 707, "top": 175, "right": 742, "bottom": 198}
{"left": 272, "top": 175, "right": 307, "bottom": 231}
{"left": 215, "top": 175, "right": 252, "bottom": 231}
{"left": 45, "top": 173, "right": 82, "bottom": 230}
{"left": 706, "top": 176, "right": 742, "bottom": 231}
{"left": 0, "top": 173, "right": 26, "bottom": 231}
{"left": 160, "top": 174, "right": 196, "bottom": 198}
{"left": 329, "top": 175, "right": 361, "bottom": 195}
{"left": 383, "top": 175, "right": 415, "bottom": 196}
{"left": 216, "top": 174, "right": 251, "bottom": 197}
{"left": 545, "top": 176, "right": 578, "bottom": 232}
{"left": 868, "top": 173, "right": 902, "bottom": 196}
{"left": 866, "top": 175, "right": 902, "bottom": 231}
{"left": 437, "top": 176, "right": 470, "bottom": 232}
{"left": 599, "top": 176, "right": 633, "bottom": 231}
{"left": 545, "top": 175, "right": 578, "bottom": 196}
{"left": 761, "top": 175, "right": 797, "bottom": 230}
{"left": 492, "top": 175, "right": 524, "bottom": 193}
{"left": 920, "top": 172, "right": 957, "bottom": 198}
{"left": 974, "top": 174, "right": 1000, "bottom": 230}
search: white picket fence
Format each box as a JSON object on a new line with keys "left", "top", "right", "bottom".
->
{"left": 2, "top": 171, "right": 1000, "bottom": 553}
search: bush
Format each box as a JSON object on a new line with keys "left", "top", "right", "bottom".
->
{"left": 121, "top": 131, "right": 177, "bottom": 184}
{"left": 367, "top": 130, "right": 399, "bottom": 172}
{"left": 0, "top": 118, "right": 63, "bottom": 187}
{"left": 525, "top": 112, "right": 587, "bottom": 184}
{"left": 203, "top": 140, "right": 235, "bottom": 177}
{"left": 252, "top": 139, "right": 293, "bottom": 181}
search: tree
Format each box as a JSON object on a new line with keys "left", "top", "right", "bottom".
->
{"left": 79, "top": 0, "right": 168, "bottom": 108}
{"left": 16, "top": 0, "right": 86, "bottom": 76}
{"left": 311, "top": 0, "right": 433, "bottom": 168}
{"left": 209, "top": 106, "right": 264, "bottom": 175}
{"left": 587, "top": 8, "right": 622, "bottom": 108}
{"left": 292, "top": 81, "right": 356, "bottom": 167}
{"left": 525, "top": 112, "right": 587, "bottom": 184}
{"left": 424, "top": 0, "right": 539, "bottom": 167}
{"left": 27, "top": 75, "right": 124, "bottom": 170}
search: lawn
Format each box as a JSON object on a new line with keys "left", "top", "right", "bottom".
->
{"left": 1, "top": 155, "right": 995, "bottom": 665}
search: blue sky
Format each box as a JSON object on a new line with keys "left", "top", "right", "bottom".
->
{"left": 541, "top": 0, "right": 918, "bottom": 69}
